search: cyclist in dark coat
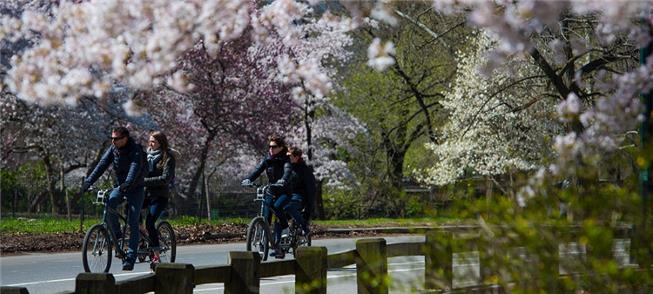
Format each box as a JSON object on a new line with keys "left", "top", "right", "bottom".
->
{"left": 241, "top": 135, "right": 291, "bottom": 257}
{"left": 142, "top": 131, "right": 176, "bottom": 267}
{"left": 278, "top": 147, "right": 315, "bottom": 236}
{"left": 81, "top": 126, "right": 146, "bottom": 271}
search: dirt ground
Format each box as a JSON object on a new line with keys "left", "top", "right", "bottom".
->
{"left": 0, "top": 223, "right": 388, "bottom": 255}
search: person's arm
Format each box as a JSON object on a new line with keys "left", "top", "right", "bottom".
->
{"left": 276, "top": 162, "right": 292, "bottom": 186}
{"left": 84, "top": 147, "right": 113, "bottom": 189}
{"left": 244, "top": 158, "right": 266, "bottom": 182}
{"left": 122, "top": 145, "right": 143, "bottom": 190}
{"left": 144, "top": 154, "right": 176, "bottom": 187}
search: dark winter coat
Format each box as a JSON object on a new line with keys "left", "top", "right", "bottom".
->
{"left": 281, "top": 160, "right": 316, "bottom": 216}
{"left": 144, "top": 149, "right": 176, "bottom": 199}
{"left": 245, "top": 153, "right": 290, "bottom": 184}
{"left": 85, "top": 138, "right": 146, "bottom": 191}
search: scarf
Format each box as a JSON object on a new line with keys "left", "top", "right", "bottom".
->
{"left": 147, "top": 149, "right": 163, "bottom": 172}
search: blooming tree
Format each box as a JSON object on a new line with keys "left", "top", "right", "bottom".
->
{"left": 419, "top": 31, "right": 564, "bottom": 188}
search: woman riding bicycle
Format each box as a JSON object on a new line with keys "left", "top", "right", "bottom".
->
{"left": 241, "top": 135, "right": 290, "bottom": 258}
{"left": 142, "top": 131, "right": 176, "bottom": 267}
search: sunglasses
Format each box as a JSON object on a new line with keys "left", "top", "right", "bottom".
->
{"left": 111, "top": 136, "right": 126, "bottom": 141}
{"left": 269, "top": 145, "right": 280, "bottom": 149}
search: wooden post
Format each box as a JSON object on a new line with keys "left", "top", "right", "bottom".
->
{"left": 226, "top": 251, "right": 261, "bottom": 294}
{"left": 0, "top": 286, "right": 29, "bottom": 294}
{"left": 355, "top": 238, "right": 388, "bottom": 294}
{"left": 155, "top": 263, "right": 195, "bottom": 294}
{"left": 424, "top": 230, "right": 453, "bottom": 291}
{"left": 295, "top": 247, "right": 327, "bottom": 294}
{"left": 74, "top": 273, "right": 116, "bottom": 294}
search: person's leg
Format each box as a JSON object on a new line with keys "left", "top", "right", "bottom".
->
{"left": 284, "top": 194, "right": 308, "bottom": 234}
{"left": 272, "top": 194, "right": 290, "bottom": 258}
{"left": 147, "top": 197, "right": 168, "bottom": 248}
{"left": 124, "top": 187, "right": 145, "bottom": 270}
{"left": 105, "top": 188, "right": 123, "bottom": 240}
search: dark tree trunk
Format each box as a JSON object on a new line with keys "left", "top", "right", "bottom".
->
{"left": 43, "top": 154, "right": 58, "bottom": 215}
{"left": 187, "top": 133, "right": 216, "bottom": 199}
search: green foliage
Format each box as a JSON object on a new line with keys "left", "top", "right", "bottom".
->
{"left": 0, "top": 216, "right": 101, "bottom": 233}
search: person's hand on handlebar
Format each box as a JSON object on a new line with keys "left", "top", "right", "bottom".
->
{"left": 241, "top": 179, "right": 253, "bottom": 186}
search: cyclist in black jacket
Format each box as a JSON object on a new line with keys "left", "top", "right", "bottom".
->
{"left": 279, "top": 147, "right": 314, "bottom": 236}
{"left": 241, "top": 135, "right": 291, "bottom": 258}
{"left": 142, "top": 131, "right": 176, "bottom": 268}
{"left": 80, "top": 126, "right": 146, "bottom": 271}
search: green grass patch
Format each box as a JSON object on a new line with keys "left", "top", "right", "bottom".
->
{"left": 0, "top": 215, "right": 459, "bottom": 234}
{"left": 0, "top": 217, "right": 101, "bottom": 234}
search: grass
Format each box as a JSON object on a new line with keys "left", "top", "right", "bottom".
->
{"left": 0, "top": 215, "right": 459, "bottom": 234}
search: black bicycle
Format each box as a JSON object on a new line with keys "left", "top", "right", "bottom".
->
{"left": 244, "top": 184, "right": 311, "bottom": 261}
{"left": 82, "top": 188, "right": 176, "bottom": 272}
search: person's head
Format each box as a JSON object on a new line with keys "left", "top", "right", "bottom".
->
{"left": 268, "top": 135, "right": 286, "bottom": 156}
{"left": 287, "top": 146, "right": 303, "bottom": 164}
{"left": 149, "top": 131, "right": 169, "bottom": 152}
{"left": 111, "top": 126, "right": 130, "bottom": 148}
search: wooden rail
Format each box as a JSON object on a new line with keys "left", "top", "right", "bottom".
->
{"left": 1, "top": 226, "right": 643, "bottom": 294}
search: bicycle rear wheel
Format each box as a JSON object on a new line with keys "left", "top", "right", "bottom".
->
{"left": 82, "top": 224, "right": 113, "bottom": 273}
{"left": 157, "top": 221, "right": 176, "bottom": 263}
{"left": 246, "top": 217, "right": 271, "bottom": 261}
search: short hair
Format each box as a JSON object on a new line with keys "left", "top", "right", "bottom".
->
{"left": 287, "top": 146, "right": 303, "bottom": 157}
{"left": 268, "top": 135, "right": 286, "bottom": 148}
{"left": 112, "top": 126, "right": 130, "bottom": 137}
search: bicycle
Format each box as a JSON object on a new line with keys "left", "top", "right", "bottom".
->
{"left": 244, "top": 183, "right": 311, "bottom": 261}
{"left": 82, "top": 188, "right": 177, "bottom": 272}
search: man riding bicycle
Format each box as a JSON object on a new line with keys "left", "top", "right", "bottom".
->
{"left": 277, "top": 146, "right": 315, "bottom": 240}
{"left": 80, "top": 126, "right": 146, "bottom": 271}
{"left": 241, "top": 135, "right": 290, "bottom": 258}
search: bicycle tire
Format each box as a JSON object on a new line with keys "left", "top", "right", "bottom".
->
{"left": 82, "top": 224, "right": 113, "bottom": 273}
{"left": 246, "top": 217, "right": 271, "bottom": 261}
{"left": 157, "top": 221, "right": 176, "bottom": 263}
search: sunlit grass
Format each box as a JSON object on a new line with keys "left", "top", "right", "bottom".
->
{"left": 0, "top": 215, "right": 457, "bottom": 233}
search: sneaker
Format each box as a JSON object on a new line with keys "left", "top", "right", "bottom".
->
{"left": 122, "top": 257, "right": 135, "bottom": 271}
{"left": 149, "top": 254, "right": 160, "bottom": 271}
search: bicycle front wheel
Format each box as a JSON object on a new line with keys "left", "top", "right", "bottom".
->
{"left": 82, "top": 224, "right": 113, "bottom": 273}
{"left": 157, "top": 221, "right": 176, "bottom": 263}
{"left": 246, "top": 217, "right": 270, "bottom": 261}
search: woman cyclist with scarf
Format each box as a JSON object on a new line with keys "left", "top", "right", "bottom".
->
{"left": 142, "top": 131, "right": 176, "bottom": 268}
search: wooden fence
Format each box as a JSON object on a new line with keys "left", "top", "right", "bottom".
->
{"left": 0, "top": 227, "right": 645, "bottom": 294}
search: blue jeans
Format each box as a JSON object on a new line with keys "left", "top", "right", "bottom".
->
{"left": 105, "top": 186, "right": 144, "bottom": 260}
{"left": 283, "top": 193, "right": 308, "bottom": 233}
{"left": 263, "top": 194, "right": 290, "bottom": 245}
{"left": 143, "top": 196, "right": 168, "bottom": 247}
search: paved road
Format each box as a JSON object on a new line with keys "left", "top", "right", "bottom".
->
{"left": 1, "top": 236, "right": 428, "bottom": 293}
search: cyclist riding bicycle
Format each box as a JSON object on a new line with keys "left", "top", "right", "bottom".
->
{"left": 241, "top": 135, "right": 290, "bottom": 258}
{"left": 80, "top": 126, "right": 146, "bottom": 271}
{"left": 277, "top": 147, "right": 315, "bottom": 239}
{"left": 141, "top": 131, "right": 176, "bottom": 268}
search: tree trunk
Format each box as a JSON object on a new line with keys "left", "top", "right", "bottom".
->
{"left": 43, "top": 154, "right": 58, "bottom": 215}
{"left": 314, "top": 180, "right": 325, "bottom": 219}
{"left": 61, "top": 165, "right": 71, "bottom": 220}
{"left": 204, "top": 170, "right": 211, "bottom": 221}
{"left": 386, "top": 148, "right": 406, "bottom": 189}
{"left": 187, "top": 134, "right": 215, "bottom": 199}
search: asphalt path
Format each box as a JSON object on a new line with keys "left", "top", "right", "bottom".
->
{"left": 1, "top": 235, "right": 428, "bottom": 294}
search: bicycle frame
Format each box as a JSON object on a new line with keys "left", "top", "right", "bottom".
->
{"left": 96, "top": 189, "right": 154, "bottom": 259}
{"left": 251, "top": 185, "right": 305, "bottom": 253}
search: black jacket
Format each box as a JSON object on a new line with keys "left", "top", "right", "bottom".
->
{"left": 144, "top": 150, "right": 176, "bottom": 199}
{"left": 85, "top": 138, "right": 146, "bottom": 191}
{"left": 281, "top": 160, "right": 316, "bottom": 215}
{"left": 245, "top": 153, "right": 290, "bottom": 184}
